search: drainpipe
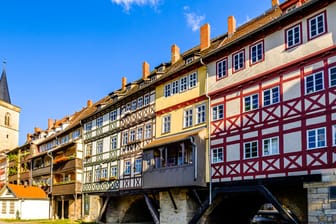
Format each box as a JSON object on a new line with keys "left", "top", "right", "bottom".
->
{"left": 190, "top": 137, "right": 197, "bottom": 181}
{"left": 200, "top": 56, "right": 212, "bottom": 205}
{"left": 47, "top": 151, "right": 53, "bottom": 219}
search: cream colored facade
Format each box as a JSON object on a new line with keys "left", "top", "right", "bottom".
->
{"left": 0, "top": 100, "right": 20, "bottom": 152}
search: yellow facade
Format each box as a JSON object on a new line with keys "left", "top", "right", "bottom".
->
{"left": 155, "top": 66, "right": 208, "bottom": 138}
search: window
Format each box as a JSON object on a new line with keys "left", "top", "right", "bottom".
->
{"left": 163, "top": 115, "right": 171, "bottom": 133}
{"left": 145, "top": 124, "right": 152, "bottom": 139}
{"left": 333, "top": 125, "right": 336, "bottom": 146}
{"left": 196, "top": 104, "right": 206, "bottom": 124}
{"left": 308, "top": 12, "right": 326, "bottom": 40}
{"left": 245, "top": 94, "right": 259, "bottom": 111}
{"left": 184, "top": 108, "right": 193, "bottom": 128}
{"left": 86, "top": 144, "right": 92, "bottom": 157}
{"left": 263, "top": 86, "right": 279, "bottom": 106}
{"left": 124, "top": 160, "right": 131, "bottom": 175}
{"left": 126, "top": 103, "right": 131, "bottom": 112}
{"left": 305, "top": 71, "right": 324, "bottom": 94}
{"left": 134, "top": 158, "right": 142, "bottom": 173}
{"left": 101, "top": 167, "right": 108, "bottom": 179}
{"left": 111, "top": 166, "right": 118, "bottom": 178}
{"left": 212, "top": 105, "right": 224, "bottom": 121}
{"left": 95, "top": 168, "right": 101, "bottom": 181}
{"left": 137, "top": 127, "right": 143, "bottom": 141}
{"left": 172, "top": 80, "right": 179, "bottom": 94}
{"left": 130, "top": 129, "right": 136, "bottom": 142}
{"left": 212, "top": 148, "right": 223, "bottom": 163}
{"left": 72, "top": 129, "right": 80, "bottom": 139}
{"left": 85, "top": 171, "right": 92, "bottom": 182}
{"left": 250, "top": 41, "right": 264, "bottom": 64}
{"left": 164, "top": 83, "right": 171, "bottom": 97}
{"left": 286, "top": 24, "right": 301, "bottom": 48}
{"left": 132, "top": 100, "right": 137, "bottom": 111}
{"left": 122, "top": 131, "right": 128, "bottom": 145}
{"left": 244, "top": 141, "right": 258, "bottom": 159}
{"left": 111, "top": 136, "right": 117, "bottom": 150}
{"left": 217, "top": 58, "right": 228, "bottom": 79}
{"left": 329, "top": 66, "right": 336, "bottom": 87}
{"left": 85, "top": 121, "right": 92, "bottom": 131}
{"left": 110, "top": 110, "right": 117, "bottom": 122}
{"left": 144, "top": 94, "right": 150, "bottom": 106}
{"left": 185, "top": 57, "right": 194, "bottom": 64}
{"left": 233, "top": 50, "right": 245, "bottom": 72}
{"left": 180, "top": 76, "right": 188, "bottom": 92}
{"left": 307, "top": 127, "right": 326, "bottom": 149}
{"left": 97, "top": 117, "right": 103, "bottom": 128}
{"left": 4, "top": 112, "right": 10, "bottom": 126}
{"left": 189, "top": 72, "right": 197, "bottom": 88}
{"left": 263, "top": 137, "right": 279, "bottom": 156}
{"left": 97, "top": 141, "right": 103, "bottom": 154}
{"left": 137, "top": 97, "right": 143, "bottom": 108}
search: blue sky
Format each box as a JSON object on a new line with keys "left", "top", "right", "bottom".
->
{"left": 0, "top": 0, "right": 280, "bottom": 145}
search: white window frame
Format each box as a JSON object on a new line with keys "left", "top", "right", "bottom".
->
{"left": 130, "top": 129, "right": 136, "bottom": 142}
{"left": 308, "top": 12, "right": 326, "bottom": 40}
{"left": 137, "top": 127, "right": 143, "bottom": 141}
{"left": 263, "top": 137, "right": 279, "bottom": 156}
{"left": 196, "top": 104, "right": 206, "bottom": 124}
{"left": 212, "top": 104, "right": 224, "bottom": 121}
{"left": 307, "top": 127, "right": 326, "bottom": 149}
{"left": 244, "top": 141, "right": 258, "bottom": 159}
{"left": 233, "top": 50, "right": 245, "bottom": 72}
{"left": 211, "top": 147, "right": 223, "bottom": 163}
{"left": 110, "top": 110, "right": 117, "bottom": 122}
{"left": 184, "top": 108, "right": 193, "bottom": 128}
{"left": 286, "top": 23, "right": 301, "bottom": 49}
{"left": 134, "top": 158, "right": 142, "bottom": 173}
{"left": 144, "top": 94, "right": 150, "bottom": 106}
{"left": 137, "top": 97, "right": 143, "bottom": 108}
{"left": 172, "top": 80, "right": 179, "bottom": 95}
{"left": 131, "top": 100, "right": 137, "bottom": 111}
{"left": 217, "top": 58, "right": 228, "bottom": 79}
{"left": 244, "top": 94, "right": 259, "bottom": 112}
{"left": 97, "top": 117, "right": 103, "bottom": 128}
{"left": 110, "top": 166, "right": 118, "bottom": 178}
{"left": 305, "top": 71, "right": 324, "bottom": 94}
{"left": 164, "top": 83, "right": 171, "bottom": 97}
{"left": 329, "top": 66, "right": 336, "bottom": 87}
{"left": 180, "top": 76, "right": 188, "bottom": 92}
{"left": 110, "top": 136, "right": 117, "bottom": 150}
{"left": 250, "top": 41, "right": 264, "bottom": 65}
{"left": 263, "top": 86, "right": 279, "bottom": 106}
{"left": 188, "top": 72, "right": 197, "bottom": 88}
{"left": 162, "top": 115, "right": 171, "bottom": 133}
{"left": 124, "top": 160, "right": 131, "bottom": 175}
{"left": 145, "top": 123, "right": 152, "bottom": 139}
{"left": 96, "top": 141, "right": 103, "bottom": 154}
{"left": 122, "top": 131, "right": 128, "bottom": 146}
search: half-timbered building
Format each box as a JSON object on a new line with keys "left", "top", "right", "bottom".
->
{"left": 203, "top": 0, "right": 336, "bottom": 223}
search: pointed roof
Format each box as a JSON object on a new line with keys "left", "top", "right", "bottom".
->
{"left": 5, "top": 184, "right": 48, "bottom": 199}
{"left": 0, "top": 62, "right": 11, "bottom": 104}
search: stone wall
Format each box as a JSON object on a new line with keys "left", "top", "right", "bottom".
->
{"left": 304, "top": 173, "right": 336, "bottom": 224}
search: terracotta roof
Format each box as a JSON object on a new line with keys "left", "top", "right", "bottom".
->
{"left": 7, "top": 184, "right": 48, "bottom": 199}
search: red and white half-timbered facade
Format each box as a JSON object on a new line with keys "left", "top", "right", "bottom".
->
{"left": 207, "top": 0, "right": 336, "bottom": 182}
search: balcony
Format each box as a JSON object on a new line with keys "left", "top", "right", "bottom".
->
{"left": 52, "top": 181, "right": 82, "bottom": 195}
{"left": 32, "top": 165, "right": 51, "bottom": 177}
{"left": 53, "top": 158, "right": 82, "bottom": 173}
{"left": 19, "top": 171, "right": 30, "bottom": 181}
{"left": 7, "top": 174, "right": 18, "bottom": 183}
{"left": 82, "top": 178, "right": 119, "bottom": 193}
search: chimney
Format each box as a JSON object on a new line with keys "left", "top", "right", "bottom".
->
{"left": 48, "top": 118, "right": 54, "bottom": 130}
{"left": 87, "top": 99, "right": 93, "bottom": 107}
{"left": 26, "top": 134, "right": 32, "bottom": 143}
{"left": 200, "top": 23, "right": 211, "bottom": 51}
{"left": 171, "top": 44, "right": 180, "bottom": 64}
{"left": 122, "top": 77, "right": 127, "bottom": 91}
{"left": 272, "top": 0, "right": 279, "bottom": 7}
{"left": 142, "top": 61, "right": 150, "bottom": 80}
{"left": 228, "top": 16, "right": 236, "bottom": 37}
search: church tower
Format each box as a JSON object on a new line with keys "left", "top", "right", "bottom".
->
{"left": 0, "top": 62, "right": 21, "bottom": 152}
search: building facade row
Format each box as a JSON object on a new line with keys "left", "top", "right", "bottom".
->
{"left": 5, "top": 0, "right": 336, "bottom": 223}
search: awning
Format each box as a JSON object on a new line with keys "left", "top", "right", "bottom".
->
{"left": 143, "top": 128, "right": 206, "bottom": 150}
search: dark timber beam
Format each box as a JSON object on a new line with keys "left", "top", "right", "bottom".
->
{"left": 168, "top": 190, "right": 178, "bottom": 210}
{"left": 144, "top": 193, "right": 160, "bottom": 224}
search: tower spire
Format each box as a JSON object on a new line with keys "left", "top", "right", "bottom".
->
{"left": 0, "top": 61, "right": 11, "bottom": 104}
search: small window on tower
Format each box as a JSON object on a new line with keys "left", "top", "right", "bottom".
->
{"left": 4, "top": 112, "right": 10, "bottom": 126}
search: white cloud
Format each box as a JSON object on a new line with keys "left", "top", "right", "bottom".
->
{"left": 111, "top": 0, "right": 160, "bottom": 11}
{"left": 183, "top": 7, "right": 205, "bottom": 32}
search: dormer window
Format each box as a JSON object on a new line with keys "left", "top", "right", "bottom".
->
{"left": 185, "top": 57, "right": 194, "bottom": 65}
{"left": 151, "top": 76, "right": 156, "bottom": 82}
{"left": 157, "top": 66, "right": 164, "bottom": 73}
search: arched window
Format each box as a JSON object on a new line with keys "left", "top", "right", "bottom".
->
{"left": 4, "top": 112, "right": 10, "bottom": 126}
